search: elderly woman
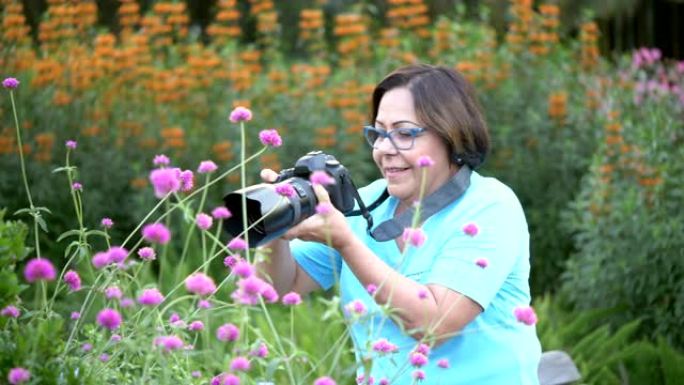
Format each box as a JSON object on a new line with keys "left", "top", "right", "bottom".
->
{"left": 259, "top": 64, "right": 541, "bottom": 385}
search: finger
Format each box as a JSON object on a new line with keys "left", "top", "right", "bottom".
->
{"left": 313, "top": 184, "right": 331, "bottom": 203}
{"left": 260, "top": 169, "right": 279, "bottom": 183}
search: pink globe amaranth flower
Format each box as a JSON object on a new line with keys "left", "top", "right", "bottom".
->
{"left": 153, "top": 154, "right": 170, "bottom": 167}
{"left": 137, "top": 247, "right": 156, "bottom": 261}
{"left": 2, "top": 77, "right": 20, "bottom": 90}
{"left": 101, "top": 217, "right": 114, "bottom": 229}
{"left": 191, "top": 371, "right": 201, "bottom": 378}
{"left": 213, "top": 373, "right": 240, "bottom": 385}
{"left": 92, "top": 251, "right": 110, "bottom": 269}
{"left": 198, "top": 299, "right": 212, "bottom": 309}
{"left": 402, "top": 228, "right": 427, "bottom": 248}
{"left": 261, "top": 284, "right": 279, "bottom": 303}
{"left": 417, "top": 155, "right": 435, "bottom": 168}
{"left": 232, "top": 276, "right": 269, "bottom": 305}
{"left": 142, "top": 223, "right": 171, "bottom": 245}
{"left": 188, "top": 320, "right": 204, "bottom": 331}
{"left": 372, "top": 338, "right": 398, "bottom": 354}
{"left": 64, "top": 270, "right": 81, "bottom": 291}
{"left": 224, "top": 254, "right": 239, "bottom": 268}
{"left": 379, "top": 379, "right": 389, "bottom": 385}
{"left": 138, "top": 288, "right": 164, "bottom": 306}
{"left": 107, "top": 246, "right": 129, "bottom": 264}
{"left": 23, "top": 258, "right": 56, "bottom": 283}
{"left": 120, "top": 298, "right": 135, "bottom": 308}
{"left": 99, "top": 353, "right": 109, "bottom": 362}
{"left": 184, "top": 272, "right": 217, "bottom": 296}
{"left": 314, "top": 376, "right": 337, "bottom": 385}
{"left": 96, "top": 308, "right": 122, "bottom": 330}
{"left": 230, "top": 356, "right": 251, "bottom": 372}
{"left": 212, "top": 206, "right": 232, "bottom": 219}
{"left": 169, "top": 312, "right": 181, "bottom": 323}
{"left": 110, "top": 334, "right": 122, "bottom": 342}
{"left": 258, "top": 128, "right": 283, "bottom": 147}
{"left": 356, "top": 374, "right": 373, "bottom": 385}
{"left": 252, "top": 342, "right": 269, "bottom": 358}
{"left": 475, "top": 257, "right": 489, "bottom": 268}
{"left": 275, "top": 183, "right": 296, "bottom": 198}
{"left": 414, "top": 343, "right": 431, "bottom": 356}
{"left": 1, "top": 305, "right": 20, "bottom": 318}
{"left": 104, "top": 286, "right": 123, "bottom": 299}
{"left": 195, "top": 213, "right": 213, "bottom": 230}
{"left": 462, "top": 222, "right": 479, "bottom": 236}
{"left": 179, "top": 170, "right": 194, "bottom": 191}
{"left": 81, "top": 343, "right": 93, "bottom": 352}
{"left": 282, "top": 291, "right": 302, "bottom": 306}
{"left": 197, "top": 160, "right": 218, "bottom": 173}
{"left": 65, "top": 140, "right": 77, "bottom": 149}
{"left": 232, "top": 259, "right": 255, "bottom": 278}
{"left": 155, "top": 335, "right": 184, "bottom": 352}
{"left": 70, "top": 311, "right": 80, "bottom": 320}
{"left": 149, "top": 167, "right": 181, "bottom": 198}
{"left": 437, "top": 358, "right": 450, "bottom": 368}
{"left": 229, "top": 106, "right": 253, "bottom": 123}
{"left": 417, "top": 288, "right": 429, "bottom": 300}
{"left": 514, "top": 305, "right": 538, "bottom": 326}
{"left": 345, "top": 299, "right": 366, "bottom": 316}
{"left": 409, "top": 352, "right": 428, "bottom": 367}
{"left": 71, "top": 182, "right": 82, "bottom": 191}
{"left": 412, "top": 369, "right": 426, "bottom": 381}
{"left": 216, "top": 323, "right": 240, "bottom": 342}
{"left": 315, "top": 202, "right": 333, "bottom": 216}
{"left": 8, "top": 367, "right": 30, "bottom": 384}
{"left": 366, "top": 284, "right": 377, "bottom": 295}
{"left": 310, "top": 170, "right": 335, "bottom": 186}
{"left": 228, "top": 237, "right": 247, "bottom": 250}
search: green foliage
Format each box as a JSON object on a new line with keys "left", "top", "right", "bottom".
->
{"left": 535, "top": 294, "right": 684, "bottom": 385}
{"left": 561, "top": 54, "right": 684, "bottom": 348}
{"left": 0, "top": 209, "right": 29, "bottom": 307}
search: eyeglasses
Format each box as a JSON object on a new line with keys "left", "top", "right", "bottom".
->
{"left": 363, "top": 126, "right": 427, "bottom": 151}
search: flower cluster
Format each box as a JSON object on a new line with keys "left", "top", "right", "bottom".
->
{"left": 92, "top": 246, "right": 129, "bottom": 269}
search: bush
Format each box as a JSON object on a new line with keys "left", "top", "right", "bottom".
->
{"left": 561, "top": 50, "right": 684, "bottom": 348}
{"left": 535, "top": 294, "right": 684, "bottom": 384}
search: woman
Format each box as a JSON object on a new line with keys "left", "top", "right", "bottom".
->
{"left": 259, "top": 64, "right": 541, "bottom": 385}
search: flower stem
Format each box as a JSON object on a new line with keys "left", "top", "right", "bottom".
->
{"left": 9, "top": 91, "right": 34, "bottom": 209}
{"left": 239, "top": 121, "right": 251, "bottom": 262}
{"left": 258, "top": 299, "right": 297, "bottom": 385}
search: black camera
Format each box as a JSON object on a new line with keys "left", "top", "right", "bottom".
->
{"left": 222, "top": 151, "right": 359, "bottom": 247}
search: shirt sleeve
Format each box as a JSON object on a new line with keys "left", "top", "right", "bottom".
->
{"left": 291, "top": 239, "right": 343, "bottom": 291}
{"left": 425, "top": 195, "right": 528, "bottom": 310}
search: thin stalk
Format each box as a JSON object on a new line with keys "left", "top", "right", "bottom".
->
{"left": 239, "top": 121, "right": 251, "bottom": 262}
{"left": 258, "top": 299, "right": 297, "bottom": 385}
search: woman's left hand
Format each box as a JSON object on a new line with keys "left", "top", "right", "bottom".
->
{"left": 282, "top": 184, "right": 355, "bottom": 251}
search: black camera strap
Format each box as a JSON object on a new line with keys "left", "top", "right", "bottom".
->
{"left": 346, "top": 165, "right": 472, "bottom": 242}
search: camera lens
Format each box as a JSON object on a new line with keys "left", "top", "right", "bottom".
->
{"left": 222, "top": 178, "right": 316, "bottom": 247}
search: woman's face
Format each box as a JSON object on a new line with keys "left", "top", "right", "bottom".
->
{"left": 372, "top": 87, "right": 456, "bottom": 208}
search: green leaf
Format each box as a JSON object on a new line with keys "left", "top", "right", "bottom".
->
{"left": 33, "top": 206, "right": 52, "bottom": 214}
{"left": 35, "top": 215, "right": 49, "bottom": 233}
{"left": 51, "top": 166, "right": 77, "bottom": 174}
{"left": 56, "top": 229, "right": 81, "bottom": 243}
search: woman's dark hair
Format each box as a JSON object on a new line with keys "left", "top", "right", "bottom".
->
{"left": 371, "top": 64, "right": 490, "bottom": 168}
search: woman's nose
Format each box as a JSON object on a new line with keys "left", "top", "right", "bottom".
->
{"left": 374, "top": 136, "right": 399, "bottom": 154}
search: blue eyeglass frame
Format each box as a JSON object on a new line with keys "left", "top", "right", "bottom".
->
{"left": 363, "top": 125, "right": 427, "bottom": 151}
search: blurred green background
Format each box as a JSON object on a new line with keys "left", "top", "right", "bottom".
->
{"left": 1, "top": 1, "right": 683, "bottom": 383}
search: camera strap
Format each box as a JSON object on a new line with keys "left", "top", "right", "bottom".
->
{"left": 348, "top": 165, "right": 472, "bottom": 242}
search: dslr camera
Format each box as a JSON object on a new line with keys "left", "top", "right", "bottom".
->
{"left": 222, "top": 151, "right": 360, "bottom": 247}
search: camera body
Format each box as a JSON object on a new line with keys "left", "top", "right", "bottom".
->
{"left": 275, "top": 151, "right": 356, "bottom": 214}
{"left": 222, "top": 151, "right": 358, "bottom": 247}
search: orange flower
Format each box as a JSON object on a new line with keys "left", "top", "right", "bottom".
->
{"left": 547, "top": 91, "right": 568, "bottom": 120}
